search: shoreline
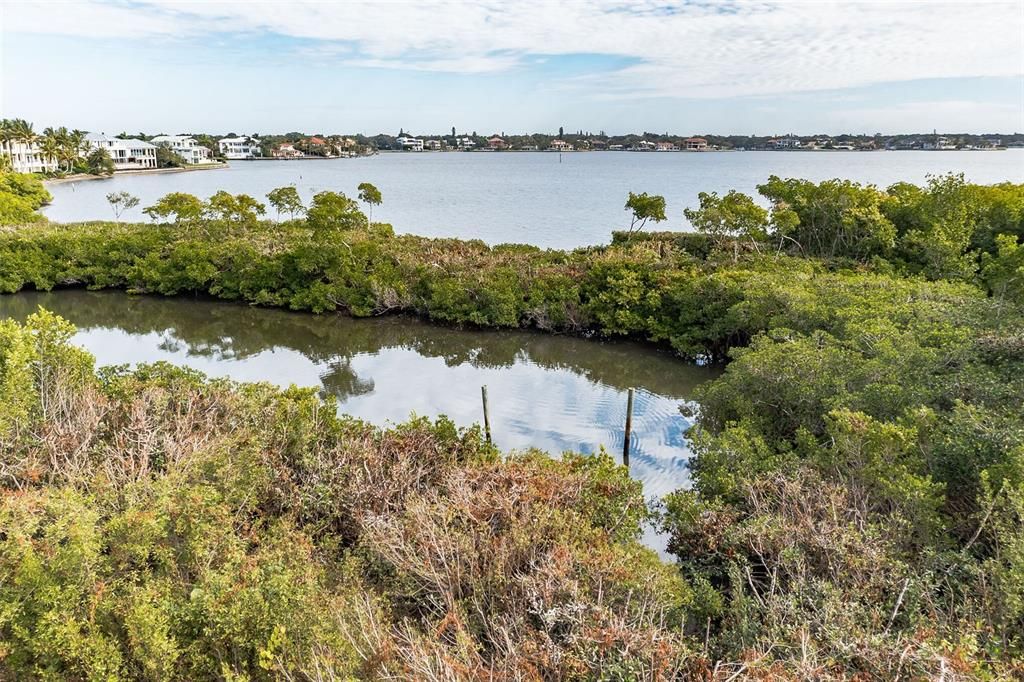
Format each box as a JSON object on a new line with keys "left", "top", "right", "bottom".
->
{"left": 43, "top": 163, "right": 229, "bottom": 185}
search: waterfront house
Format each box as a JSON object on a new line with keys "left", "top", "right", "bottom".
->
{"left": 456, "top": 137, "right": 476, "bottom": 149}
{"left": 684, "top": 137, "right": 708, "bottom": 151}
{"left": 271, "top": 142, "right": 304, "bottom": 159}
{"left": 218, "top": 136, "right": 261, "bottom": 159}
{"left": 86, "top": 133, "right": 157, "bottom": 170}
{"left": 631, "top": 140, "right": 657, "bottom": 151}
{"left": 655, "top": 141, "right": 677, "bottom": 151}
{"left": 922, "top": 135, "right": 956, "bottom": 151}
{"left": 396, "top": 136, "right": 424, "bottom": 151}
{"left": 589, "top": 139, "right": 607, "bottom": 150}
{"left": 487, "top": 136, "right": 506, "bottom": 150}
{"left": 548, "top": 139, "right": 573, "bottom": 151}
{"left": 4, "top": 140, "right": 59, "bottom": 174}
{"left": 151, "top": 135, "right": 212, "bottom": 164}
{"left": 423, "top": 139, "right": 443, "bottom": 151}
{"left": 608, "top": 144, "right": 624, "bottom": 151}
{"left": 767, "top": 137, "right": 802, "bottom": 149}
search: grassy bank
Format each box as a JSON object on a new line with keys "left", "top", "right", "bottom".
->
{"left": 1, "top": 174, "right": 1023, "bottom": 678}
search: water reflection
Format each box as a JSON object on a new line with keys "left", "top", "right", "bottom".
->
{"left": 0, "top": 290, "right": 718, "bottom": 500}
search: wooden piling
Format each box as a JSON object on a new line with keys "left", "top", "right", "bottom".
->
{"left": 623, "top": 387, "right": 634, "bottom": 468}
{"left": 481, "top": 385, "right": 492, "bottom": 443}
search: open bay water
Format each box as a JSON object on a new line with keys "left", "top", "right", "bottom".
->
{"left": 43, "top": 149, "right": 1024, "bottom": 249}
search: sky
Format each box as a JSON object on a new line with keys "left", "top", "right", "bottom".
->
{"left": 2, "top": 0, "right": 1023, "bottom": 136}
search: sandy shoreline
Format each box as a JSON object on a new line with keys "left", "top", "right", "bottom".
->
{"left": 44, "top": 163, "right": 228, "bottom": 185}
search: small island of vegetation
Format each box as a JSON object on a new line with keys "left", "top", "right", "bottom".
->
{"left": 0, "top": 170, "right": 1022, "bottom": 679}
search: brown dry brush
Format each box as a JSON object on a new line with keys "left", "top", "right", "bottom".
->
{"left": 0, "top": 315, "right": 698, "bottom": 680}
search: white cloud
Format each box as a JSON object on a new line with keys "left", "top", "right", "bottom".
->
{"left": 3, "top": 0, "right": 1022, "bottom": 99}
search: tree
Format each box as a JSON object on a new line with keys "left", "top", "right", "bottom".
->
{"left": 143, "top": 192, "right": 204, "bottom": 224}
{"left": 106, "top": 191, "right": 139, "bottom": 220}
{"left": 86, "top": 148, "right": 116, "bottom": 176}
{"left": 156, "top": 146, "right": 186, "bottom": 169}
{"left": 624, "top": 192, "right": 667, "bottom": 235}
{"left": 757, "top": 175, "right": 896, "bottom": 260}
{"left": 266, "top": 186, "right": 304, "bottom": 220}
{"left": 306, "top": 191, "right": 367, "bottom": 236}
{"left": 357, "top": 182, "right": 382, "bottom": 222}
{"left": 451, "top": 126, "right": 456, "bottom": 137}
{"left": 206, "top": 190, "right": 265, "bottom": 225}
{"left": 683, "top": 190, "right": 769, "bottom": 258}
{"left": 559, "top": 126, "right": 564, "bottom": 138}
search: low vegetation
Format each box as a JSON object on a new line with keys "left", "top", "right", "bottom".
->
{"left": 0, "top": 173, "right": 1022, "bottom": 678}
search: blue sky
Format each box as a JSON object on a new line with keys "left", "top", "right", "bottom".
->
{"left": 2, "top": 1, "right": 1022, "bottom": 135}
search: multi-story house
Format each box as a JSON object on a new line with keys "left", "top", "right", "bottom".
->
{"left": 151, "top": 135, "right": 212, "bottom": 164}
{"left": 396, "top": 136, "right": 424, "bottom": 151}
{"left": 218, "top": 136, "right": 261, "bottom": 159}
{"left": 3, "top": 140, "right": 59, "bottom": 174}
{"left": 85, "top": 133, "right": 157, "bottom": 170}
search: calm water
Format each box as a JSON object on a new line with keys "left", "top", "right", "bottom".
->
{"left": 0, "top": 291, "right": 717, "bottom": 503}
{"left": 43, "top": 150, "right": 1024, "bottom": 249}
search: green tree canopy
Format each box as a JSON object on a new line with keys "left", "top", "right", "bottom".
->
{"left": 306, "top": 191, "right": 367, "bottom": 235}
{"left": 624, "top": 192, "right": 667, "bottom": 235}
{"left": 143, "top": 192, "right": 204, "bottom": 224}
{"left": 266, "top": 186, "right": 304, "bottom": 220}
{"left": 105, "top": 191, "right": 139, "bottom": 220}
{"left": 683, "top": 190, "right": 769, "bottom": 254}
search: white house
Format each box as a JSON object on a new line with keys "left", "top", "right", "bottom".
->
{"left": 456, "top": 137, "right": 476, "bottom": 149}
{"left": 218, "top": 136, "right": 261, "bottom": 159}
{"left": 151, "top": 135, "right": 212, "bottom": 164}
{"left": 396, "top": 136, "right": 424, "bottom": 151}
{"left": 86, "top": 133, "right": 157, "bottom": 170}
{"left": 767, "top": 137, "right": 802, "bottom": 149}
{"left": 423, "top": 139, "right": 443, "bottom": 151}
{"left": 548, "top": 139, "right": 573, "bottom": 151}
{"left": 3, "top": 140, "right": 59, "bottom": 174}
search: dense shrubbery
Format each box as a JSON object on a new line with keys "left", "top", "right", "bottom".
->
{"left": 0, "top": 311, "right": 689, "bottom": 679}
{"left": 0, "top": 171, "right": 51, "bottom": 224}
{"left": 1, "top": 176, "right": 1023, "bottom": 678}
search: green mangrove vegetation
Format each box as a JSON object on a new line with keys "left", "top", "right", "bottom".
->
{"left": 0, "top": 171, "right": 1023, "bottom": 679}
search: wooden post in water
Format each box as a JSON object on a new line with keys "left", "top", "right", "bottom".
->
{"left": 481, "top": 385, "right": 492, "bottom": 443}
{"left": 623, "top": 387, "right": 635, "bottom": 468}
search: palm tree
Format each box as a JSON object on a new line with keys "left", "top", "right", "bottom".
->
{"left": 10, "top": 119, "right": 37, "bottom": 171}
{"left": 0, "top": 119, "right": 14, "bottom": 166}
{"left": 70, "top": 129, "right": 89, "bottom": 170}
{"left": 41, "top": 127, "right": 58, "bottom": 169}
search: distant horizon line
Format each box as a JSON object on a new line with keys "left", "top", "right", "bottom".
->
{"left": 86, "top": 129, "right": 1024, "bottom": 139}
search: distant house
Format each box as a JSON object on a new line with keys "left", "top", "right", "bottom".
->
{"left": 423, "top": 139, "right": 443, "bottom": 151}
{"left": 655, "top": 141, "right": 677, "bottom": 151}
{"left": 151, "top": 135, "right": 212, "bottom": 164}
{"left": 456, "top": 137, "right": 476, "bottom": 149}
{"left": 271, "top": 142, "right": 304, "bottom": 159}
{"left": 632, "top": 140, "right": 656, "bottom": 151}
{"left": 519, "top": 144, "right": 539, "bottom": 151}
{"left": 589, "top": 139, "right": 607, "bottom": 150}
{"left": 487, "top": 136, "right": 506, "bottom": 150}
{"left": 608, "top": 144, "right": 624, "bottom": 151}
{"left": 4, "top": 139, "right": 60, "bottom": 174}
{"left": 396, "top": 136, "right": 424, "bottom": 151}
{"left": 218, "top": 136, "right": 261, "bottom": 159}
{"left": 86, "top": 133, "right": 157, "bottom": 170}
{"left": 922, "top": 136, "right": 955, "bottom": 151}
{"left": 767, "top": 137, "right": 802, "bottom": 149}
{"left": 684, "top": 137, "right": 708, "bottom": 151}
{"left": 548, "top": 139, "right": 573, "bottom": 151}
